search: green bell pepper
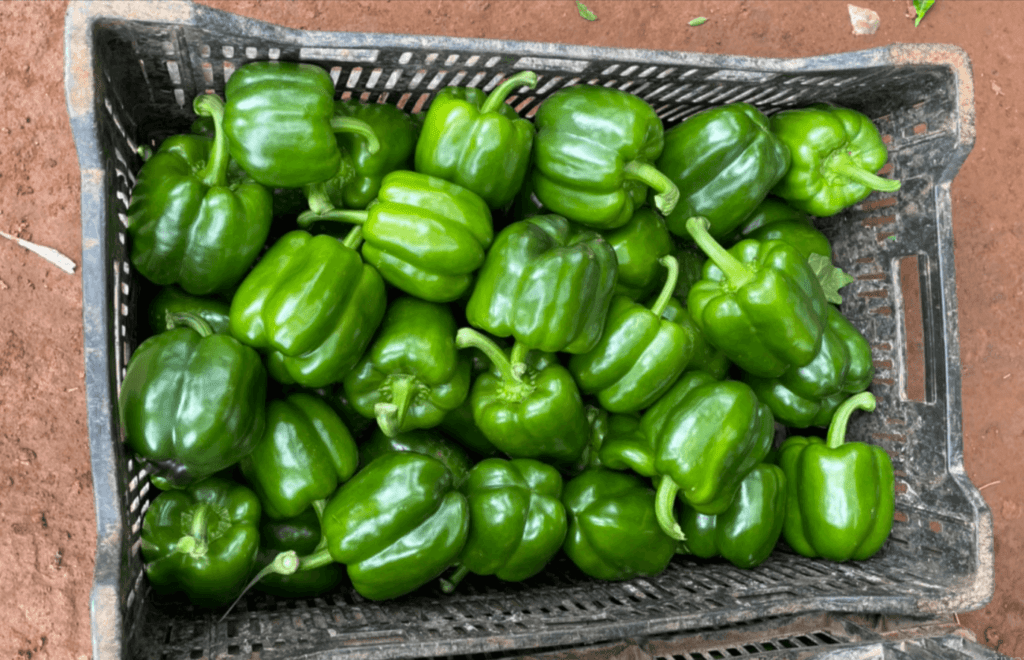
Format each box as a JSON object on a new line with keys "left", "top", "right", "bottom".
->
{"left": 569, "top": 255, "right": 697, "bottom": 413}
{"left": 726, "top": 197, "right": 831, "bottom": 261}
{"left": 442, "top": 458, "right": 566, "bottom": 591}
{"left": 562, "top": 468, "right": 678, "bottom": 581}
{"left": 229, "top": 228, "right": 387, "bottom": 388}
{"left": 223, "top": 61, "right": 381, "bottom": 189}
{"left": 140, "top": 477, "right": 263, "bottom": 607}
{"left": 343, "top": 296, "right": 472, "bottom": 437}
{"left": 126, "top": 95, "right": 272, "bottom": 296}
{"left": 744, "top": 305, "right": 874, "bottom": 428}
{"left": 778, "top": 392, "right": 894, "bottom": 561}
{"left": 593, "top": 413, "right": 656, "bottom": 478}
{"left": 359, "top": 427, "right": 473, "bottom": 489}
{"left": 299, "top": 170, "right": 494, "bottom": 303}
{"left": 239, "top": 393, "right": 359, "bottom": 520}
{"left": 642, "top": 371, "right": 775, "bottom": 536}
{"left": 466, "top": 214, "right": 618, "bottom": 354}
{"left": 254, "top": 506, "right": 345, "bottom": 598}
{"left": 659, "top": 298, "right": 730, "bottom": 380}
{"left": 147, "top": 285, "right": 231, "bottom": 337}
{"left": 456, "top": 329, "right": 590, "bottom": 469}
{"left": 686, "top": 216, "right": 828, "bottom": 378}
{"left": 678, "top": 463, "right": 787, "bottom": 569}
{"left": 532, "top": 85, "right": 679, "bottom": 229}
{"left": 415, "top": 71, "right": 538, "bottom": 209}
{"left": 770, "top": 104, "right": 901, "bottom": 217}
{"left": 658, "top": 103, "right": 790, "bottom": 240}
{"left": 318, "top": 452, "right": 470, "bottom": 600}
{"left": 120, "top": 313, "right": 267, "bottom": 490}
{"left": 601, "top": 207, "right": 674, "bottom": 300}
{"left": 439, "top": 397, "right": 502, "bottom": 457}
{"left": 671, "top": 242, "right": 708, "bottom": 303}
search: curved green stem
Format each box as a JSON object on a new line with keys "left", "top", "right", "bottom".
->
{"left": 510, "top": 341, "right": 531, "bottom": 379}
{"left": 168, "top": 312, "right": 214, "bottom": 338}
{"left": 219, "top": 550, "right": 301, "bottom": 622}
{"left": 655, "top": 478, "right": 686, "bottom": 542}
{"left": 175, "top": 502, "right": 210, "bottom": 558}
{"left": 304, "top": 181, "right": 335, "bottom": 216}
{"left": 456, "top": 328, "right": 520, "bottom": 384}
{"left": 310, "top": 499, "right": 330, "bottom": 553}
{"left": 329, "top": 116, "right": 381, "bottom": 155}
{"left": 297, "top": 208, "right": 368, "bottom": 229}
{"left": 440, "top": 564, "right": 471, "bottom": 594}
{"left": 481, "top": 71, "right": 538, "bottom": 115}
{"left": 623, "top": 160, "right": 680, "bottom": 216}
{"left": 685, "top": 216, "right": 754, "bottom": 289}
{"left": 826, "top": 392, "right": 876, "bottom": 450}
{"left": 825, "top": 151, "right": 901, "bottom": 193}
{"left": 342, "top": 226, "right": 364, "bottom": 250}
{"left": 193, "top": 94, "right": 229, "bottom": 188}
{"left": 650, "top": 255, "right": 680, "bottom": 317}
{"left": 375, "top": 375, "right": 418, "bottom": 437}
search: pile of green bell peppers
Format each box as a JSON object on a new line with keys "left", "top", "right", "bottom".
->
{"left": 122, "top": 60, "right": 899, "bottom": 610}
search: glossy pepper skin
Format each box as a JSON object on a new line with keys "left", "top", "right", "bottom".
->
{"left": 569, "top": 255, "right": 697, "bottom": 413}
{"left": 457, "top": 329, "right": 591, "bottom": 469}
{"left": 126, "top": 95, "right": 272, "bottom": 296}
{"left": 223, "top": 61, "right": 380, "bottom": 189}
{"left": 592, "top": 413, "right": 656, "bottom": 478}
{"left": 686, "top": 216, "right": 828, "bottom": 378}
{"left": 239, "top": 393, "right": 359, "bottom": 520}
{"left": 532, "top": 85, "right": 679, "bottom": 229}
{"left": 442, "top": 458, "right": 567, "bottom": 591}
{"left": 439, "top": 398, "right": 502, "bottom": 457}
{"left": 344, "top": 297, "right": 472, "bottom": 437}
{"left": 120, "top": 313, "right": 267, "bottom": 490}
{"left": 770, "top": 104, "right": 901, "bottom": 217}
{"left": 254, "top": 506, "right": 345, "bottom": 598}
{"left": 416, "top": 71, "right": 538, "bottom": 209}
{"left": 359, "top": 427, "right": 473, "bottom": 490}
{"left": 658, "top": 103, "right": 790, "bottom": 241}
{"left": 562, "top": 469, "right": 678, "bottom": 581}
{"left": 230, "top": 228, "right": 387, "bottom": 388}
{"left": 744, "top": 305, "right": 874, "bottom": 428}
{"left": 319, "top": 452, "right": 470, "bottom": 600}
{"left": 299, "top": 171, "right": 494, "bottom": 303}
{"left": 678, "top": 463, "right": 787, "bottom": 569}
{"left": 140, "top": 477, "right": 262, "bottom": 607}
{"left": 147, "top": 285, "right": 231, "bottom": 337}
{"left": 726, "top": 197, "right": 831, "bottom": 262}
{"left": 466, "top": 214, "right": 617, "bottom": 354}
{"left": 601, "top": 207, "right": 674, "bottom": 300}
{"left": 642, "top": 371, "right": 774, "bottom": 536}
{"left": 659, "top": 298, "right": 730, "bottom": 380}
{"left": 779, "top": 392, "right": 894, "bottom": 561}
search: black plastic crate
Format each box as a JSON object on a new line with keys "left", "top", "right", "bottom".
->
{"left": 65, "top": 2, "right": 993, "bottom": 659}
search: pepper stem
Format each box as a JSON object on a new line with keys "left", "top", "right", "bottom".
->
{"left": 649, "top": 255, "right": 680, "bottom": 317}
{"left": 296, "top": 208, "right": 368, "bottom": 229}
{"left": 826, "top": 392, "right": 877, "bottom": 450}
{"left": 329, "top": 116, "right": 381, "bottom": 155}
{"left": 375, "top": 375, "right": 418, "bottom": 437}
{"left": 175, "top": 502, "right": 210, "bottom": 558}
{"left": 510, "top": 341, "right": 531, "bottom": 379}
{"left": 824, "top": 151, "right": 901, "bottom": 193}
{"left": 685, "top": 217, "right": 754, "bottom": 289}
{"left": 304, "top": 181, "right": 336, "bottom": 216}
{"left": 167, "top": 312, "right": 214, "bottom": 338}
{"left": 342, "top": 226, "right": 364, "bottom": 250}
{"left": 622, "top": 160, "right": 680, "bottom": 216}
{"left": 655, "top": 478, "right": 686, "bottom": 541}
{"left": 440, "top": 565, "right": 471, "bottom": 593}
{"left": 219, "top": 550, "right": 301, "bottom": 622}
{"left": 480, "top": 71, "right": 539, "bottom": 115}
{"left": 456, "top": 328, "right": 520, "bottom": 384}
{"left": 193, "top": 94, "right": 229, "bottom": 188}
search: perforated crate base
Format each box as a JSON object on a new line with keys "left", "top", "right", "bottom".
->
{"left": 66, "top": 2, "right": 992, "bottom": 660}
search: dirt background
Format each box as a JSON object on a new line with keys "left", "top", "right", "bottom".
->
{"left": 0, "top": 1, "right": 1020, "bottom": 658}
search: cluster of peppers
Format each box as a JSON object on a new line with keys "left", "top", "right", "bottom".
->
{"left": 121, "top": 60, "right": 899, "bottom": 610}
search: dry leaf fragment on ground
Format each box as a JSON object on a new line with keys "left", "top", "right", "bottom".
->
{"left": 992, "top": 81, "right": 1004, "bottom": 95}
{"left": 0, "top": 230, "right": 76, "bottom": 274}
{"left": 848, "top": 4, "right": 881, "bottom": 34}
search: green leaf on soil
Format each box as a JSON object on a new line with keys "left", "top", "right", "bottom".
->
{"left": 913, "top": 0, "right": 935, "bottom": 26}
{"left": 808, "top": 253, "right": 855, "bottom": 305}
{"left": 689, "top": 17, "right": 708, "bottom": 26}
{"left": 576, "top": 1, "right": 597, "bottom": 20}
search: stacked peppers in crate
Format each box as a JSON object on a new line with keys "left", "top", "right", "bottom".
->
{"left": 120, "top": 60, "right": 901, "bottom": 609}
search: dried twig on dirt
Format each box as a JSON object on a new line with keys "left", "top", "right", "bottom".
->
{"left": 0, "top": 230, "right": 76, "bottom": 274}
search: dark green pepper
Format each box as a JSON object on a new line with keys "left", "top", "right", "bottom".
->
{"left": 678, "top": 463, "right": 787, "bottom": 569}
{"left": 778, "top": 393, "right": 894, "bottom": 561}
{"left": 532, "top": 85, "right": 679, "bottom": 229}
{"left": 466, "top": 214, "right": 617, "bottom": 355}
{"left": 686, "top": 216, "right": 828, "bottom": 378}
{"left": 601, "top": 207, "right": 674, "bottom": 300}
{"left": 119, "top": 313, "right": 267, "bottom": 489}
{"left": 254, "top": 506, "right": 345, "bottom": 598}
{"left": 147, "top": 285, "right": 231, "bottom": 337}
{"left": 415, "top": 71, "right": 538, "bottom": 209}
{"left": 562, "top": 469, "right": 678, "bottom": 581}
{"left": 343, "top": 297, "right": 472, "bottom": 437}
{"left": 442, "top": 458, "right": 566, "bottom": 591}
{"left": 359, "top": 427, "right": 473, "bottom": 489}
{"left": 229, "top": 228, "right": 387, "bottom": 388}
{"left": 126, "top": 95, "right": 272, "bottom": 295}
{"left": 593, "top": 413, "right": 656, "bottom": 478}
{"left": 659, "top": 299, "right": 730, "bottom": 380}
{"left": 770, "top": 104, "right": 901, "bottom": 217}
{"left": 726, "top": 197, "right": 831, "bottom": 261}
{"left": 658, "top": 103, "right": 790, "bottom": 241}
{"left": 439, "top": 398, "right": 502, "bottom": 457}
{"left": 239, "top": 393, "right": 359, "bottom": 520}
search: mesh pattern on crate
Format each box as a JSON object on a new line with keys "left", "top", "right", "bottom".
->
{"left": 85, "top": 14, "right": 981, "bottom": 660}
